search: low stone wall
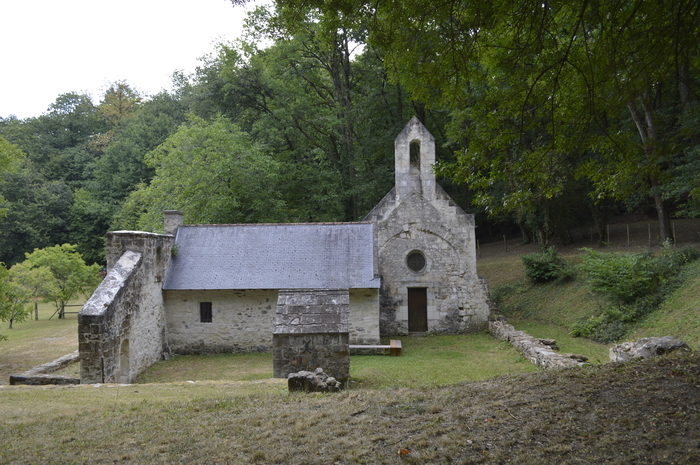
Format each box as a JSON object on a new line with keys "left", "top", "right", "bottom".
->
{"left": 9, "top": 351, "right": 80, "bottom": 385}
{"left": 489, "top": 317, "right": 588, "bottom": 370}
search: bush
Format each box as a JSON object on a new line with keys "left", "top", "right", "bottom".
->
{"left": 521, "top": 247, "right": 573, "bottom": 284}
{"left": 573, "top": 246, "right": 700, "bottom": 342}
{"left": 578, "top": 249, "right": 660, "bottom": 305}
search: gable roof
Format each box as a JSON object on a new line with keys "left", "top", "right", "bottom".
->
{"left": 163, "top": 222, "right": 379, "bottom": 291}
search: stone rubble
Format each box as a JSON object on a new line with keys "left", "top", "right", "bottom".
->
{"left": 288, "top": 367, "right": 342, "bottom": 393}
{"left": 489, "top": 316, "right": 588, "bottom": 370}
{"left": 609, "top": 336, "right": 691, "bottom": 363}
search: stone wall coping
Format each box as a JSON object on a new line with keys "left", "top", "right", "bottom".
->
{"left": 80, "top": 250, "right": 142, "bottom": 317}
{"left": 9, "top": 350, "right": 80, "bottom": 385}
{"left": 108, "top": 230, "right": 170, "bottom": 237}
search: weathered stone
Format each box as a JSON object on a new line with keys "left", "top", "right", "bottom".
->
{"left": 273, "top": 290, "right": 350, "bottom": 385}
{"left": 79, "top": 231, "right": 174, "bottom": 384}
{"left": 288, "top": 368, "right": 341, "bottom": 393}
{"left": 539, "top": 338, "right": 559, "bottom": 350}
{"left": 365, "top": 117, "right": 490, "bottom": 335}
{"left": 610, "top": 336, "right": 691, "bottom": 363}
{"left": 9, "top": 350, "right": 81, "bottom": 385}
{"left": 489, "top": 318, "right": 587, "bottom": 370}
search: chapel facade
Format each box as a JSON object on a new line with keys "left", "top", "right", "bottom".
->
{"left": 78, "top": 117, "right": 490, "bottom": 384}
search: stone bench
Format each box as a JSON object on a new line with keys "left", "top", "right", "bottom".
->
{"left": 349, "top": 339, "right": 402, "bottom": 356}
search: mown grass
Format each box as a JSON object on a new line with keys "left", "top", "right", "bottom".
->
{"left": 0, "top": 298, "right": 84, "bottom": 384}
{"left": 135, "top": 333, "right": 540, "bottom": 388}
{"left": 2, "top": 352, "right": 698, "bottom": 464}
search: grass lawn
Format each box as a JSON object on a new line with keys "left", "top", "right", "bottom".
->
{"left": 1, "top": 352, "right": 698, "bottom": 464}
{"left": 0, "top": 298, "right": 84, "bottom": 384}
{"left": 135, "top": 333, "right": 540, "bottom": 388}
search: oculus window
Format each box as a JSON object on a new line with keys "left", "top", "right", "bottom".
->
{"left": 406, "top": 251, "right": 426, "bottom": 272}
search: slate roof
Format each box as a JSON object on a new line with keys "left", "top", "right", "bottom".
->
{"left": 163, "top": 223, "right": 379, "bottom": 290}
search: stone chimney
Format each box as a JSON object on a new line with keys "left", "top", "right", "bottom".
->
{"left": 163, "top": 210, "right": 183, "bottom": 235}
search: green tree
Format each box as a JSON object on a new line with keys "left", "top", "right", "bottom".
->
{"left": 0, "top": 136, "right": 25, "bottom": 218}
{"left": 273, "top": 0, "right": 700, "bottom": 241}
{"left": 195, "top": 7, "right": 413, "bottom": 221}
{"left": 0, "top": 164, "right": 73, "bottom": 265}
{"left": 16, "top": 244, "right": 100, "bottom": 319}
{"left": 117, "top": 115, "right": 285, "bottom": 230}
{"left": 0, "top": 264, "right": 32, "bottom": 329}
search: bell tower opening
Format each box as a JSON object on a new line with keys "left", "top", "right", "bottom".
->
{"left": 410, "top": 140, "right": 421, "bottom": 172}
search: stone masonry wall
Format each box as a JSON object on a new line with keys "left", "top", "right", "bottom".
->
{"left": 79, "top": 231, "right": 173, "bottom": 384}
{"left": 349, "top": 288, "right": 380, "bottom": 344}
{"left": 372, "top": 193, "right": 490, "bottom": 335}
{"left": 272, "top": 290, "right": 350, "bottom": 385}
{"left": 164, "top": 289, "right": 277, "bottom": 354}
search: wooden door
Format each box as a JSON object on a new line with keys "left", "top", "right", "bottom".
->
{"left": 408, "top": 288, "right": 428, "bottom": 332}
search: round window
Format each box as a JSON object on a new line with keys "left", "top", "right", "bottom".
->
{"left": 406, "top": 251, "right": 426, "bottom": 272}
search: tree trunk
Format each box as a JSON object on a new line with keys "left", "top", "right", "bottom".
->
{"left": 627, "top": 97, "right": 673, "bottom": 243}
{"left": 653, "top": 188, "right": 673, "bottom": 244}
{"left": 518, "top": 222, "right": 531, "bottom": 244}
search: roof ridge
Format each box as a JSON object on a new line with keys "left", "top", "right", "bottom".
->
{"left": 180, "top": 221, "right": 373, "bottom": 227}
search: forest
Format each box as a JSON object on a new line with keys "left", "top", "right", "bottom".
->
{"left": 1, "top": 0, "right": 699, "bottom": 267}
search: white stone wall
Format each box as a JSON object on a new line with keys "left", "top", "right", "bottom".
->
{"left": 349, "top": 289, "right": 380, "bottom": 344}
{"left": 165, "top": 288, "right": 380, "bottom": 352}
{"left": 164, "top": 289, "right": 277, "bottom": 354}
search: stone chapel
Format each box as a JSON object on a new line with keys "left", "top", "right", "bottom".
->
{"left": 78, "top": 117, "right": 490, "bottom": 384}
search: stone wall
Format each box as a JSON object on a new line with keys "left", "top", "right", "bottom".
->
{"left": 349, "top": 288, "right": 380, "bottom": 344}
{"left": 272, "top": 289, "right": 350, "bottom": 385}
{"left": 370, "top": 191, "right": 490, "bottom": 335}
{"left": 489, "top": 317, "right": 588, "bottom": 370}
{"left": 365, "top": 118, "right": 490, "bottom": 335}
{"left": 164, "top": 289, "right": 277, "bottom": 354}
{"left": 9, "top": 351, "right": 80, "bottom": 385}
{"left": 79, "top": 231, "right": 173, "bottom": 384}
{"left": 164, "top": 288, "right": 378, "bottom": 353}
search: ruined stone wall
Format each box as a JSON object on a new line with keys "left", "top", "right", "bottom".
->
{"left": 349, "top": 288, "right": 380, "bottom": 344}
{"left": 272, "top": 289, "right": 350, "bottom": 385}
{"left": 164, "top": 289, "right": 277, "bottom": 354}
{"left": 489, "top": 317, "right": 588, "bottom": 370}
{"left": 10, "top": 351, "right": 80, "bottom": 385}
{"left": 79, "top": 231, "right": 173, "bottom": 383}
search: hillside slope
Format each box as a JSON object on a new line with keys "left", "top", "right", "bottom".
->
{"left": 1, "top": 352, "right": 698, "bottom": 464}
{"left": 478, "top": 246, "right": 700, "bottom": 354}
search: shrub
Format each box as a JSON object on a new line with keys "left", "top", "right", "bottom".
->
{"left": 521, "top": 247, "right": 573, "bottom": 284}
{"left": 573, "top": 246, "right": 700, "bottom": 342}
{"left": 578, "top": 248, "right": 660, "bottom": 305}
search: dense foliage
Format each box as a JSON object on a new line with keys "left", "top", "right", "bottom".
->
{"left": 521, "top": 247, "right": 573, "bottom": 284}
{"left": 1, "top": 1, "right": 699, "bottom": 265}
{"left": 572, "top": 246, "right": 700, "bottom": 342}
